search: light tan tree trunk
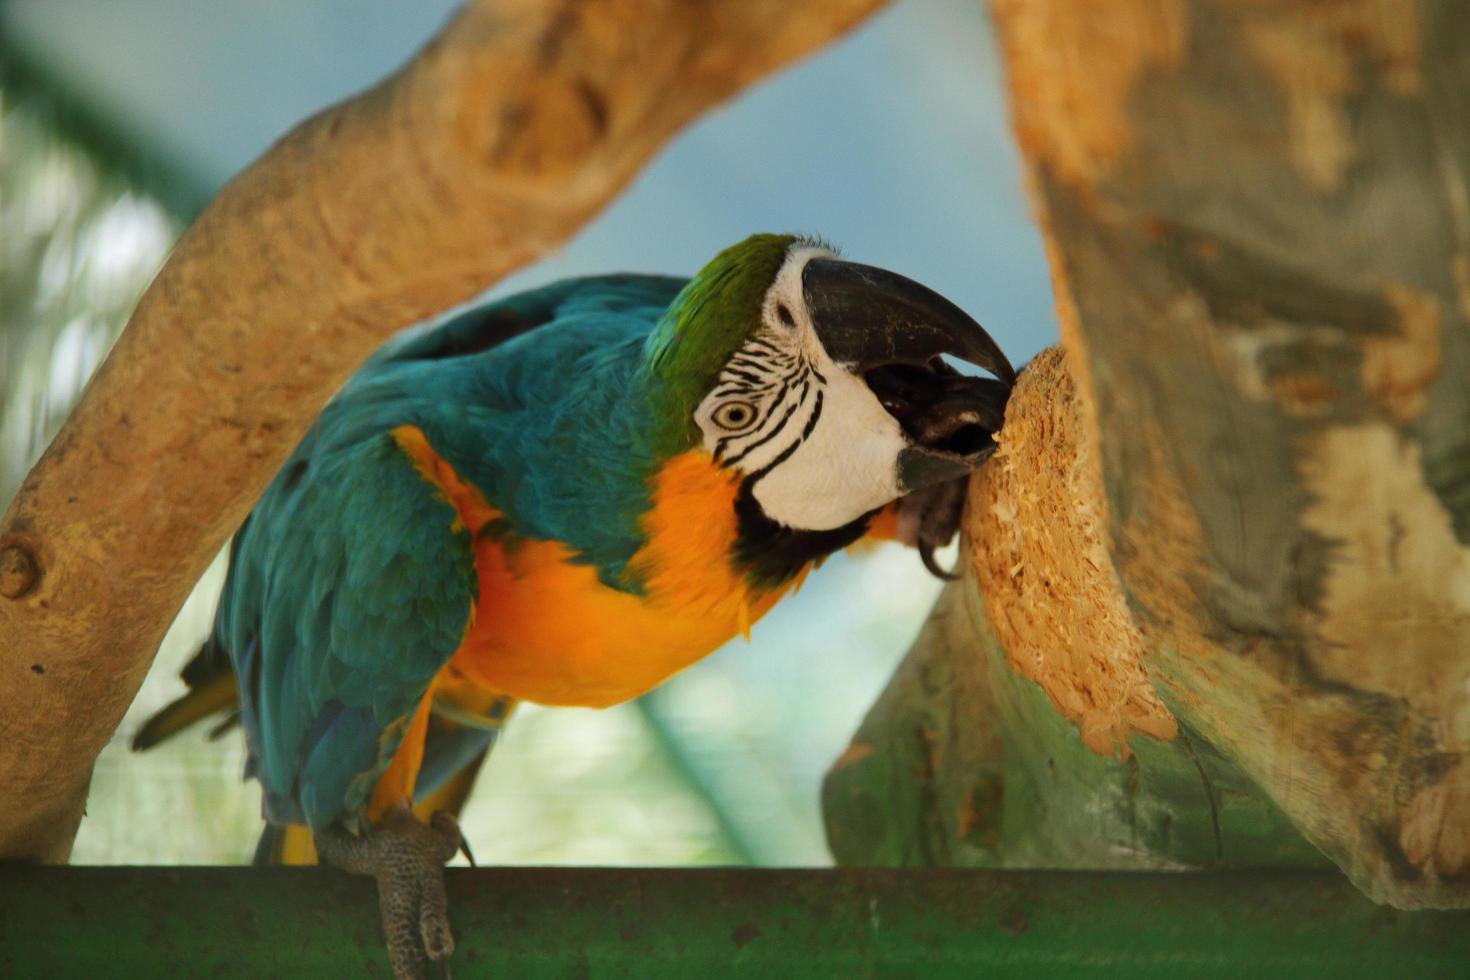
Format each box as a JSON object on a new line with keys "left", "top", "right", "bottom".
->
{"left": 0, "top": 0, "right": 887, "bottom": 862}
{"left": 827, "top": 0, "right": 1470, "bottom": 909}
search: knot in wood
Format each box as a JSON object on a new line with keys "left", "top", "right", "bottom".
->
{"left": 0, "top": 544, "right": 40, "bottom": 599}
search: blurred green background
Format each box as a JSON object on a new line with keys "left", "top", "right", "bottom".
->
{"left": 0, "top": 0, "right": 1055, "bottom": 866}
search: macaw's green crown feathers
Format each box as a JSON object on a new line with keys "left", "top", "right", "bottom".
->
{"left": 640, "top": 233, "right": 809, "bottom": 453}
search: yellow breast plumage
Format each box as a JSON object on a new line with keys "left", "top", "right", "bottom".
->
{"left": 393, "top": 426, "right": 797, "bottom": 709}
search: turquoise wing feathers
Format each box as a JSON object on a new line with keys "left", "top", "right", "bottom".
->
{"left": 214, "top": 273, "right": 686, "bottom": 832}
{"left": 218, "top": 429, "right": 475, "bottom": 831}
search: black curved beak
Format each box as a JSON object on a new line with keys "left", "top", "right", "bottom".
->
{"left": 803, "top": 258, "right": 1015, "bottom": 493}
{"left": 802, "top": 259, "right": 1016, "bottom": 386}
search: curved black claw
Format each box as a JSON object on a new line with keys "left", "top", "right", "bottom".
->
{"left": 895, "top": 477, "right": 969, "bottom": 580}
{"left": 315, "top": 808, "right": 467, "bottom": 980}
{"left": 435, "top": 811, "right": 477, "bottom": 868}
{"left": 918, "top": 539, "right": 961, "bottom": 581}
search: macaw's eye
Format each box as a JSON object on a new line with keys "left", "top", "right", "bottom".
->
{"left": 713, "top": 401, "right": 758, "bottom": 431}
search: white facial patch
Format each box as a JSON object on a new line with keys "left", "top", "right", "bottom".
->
{"left": 693, "top": 243, "right": 910, "bottom": 531}
{"left": 748, "top": 362, "right": 908, "bottom": 530}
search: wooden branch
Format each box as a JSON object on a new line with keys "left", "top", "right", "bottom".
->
{"left": 0, "top": 0, "right": 885, "bottom": 861}
{"left": 827, "top": 352, "right": 1331, "bottom": 873}
{"left": 9, "top": 866, "right": 1470, "bottom": 975}
{"left": 827, "top": 0, "right": 1470, "bottom": 910}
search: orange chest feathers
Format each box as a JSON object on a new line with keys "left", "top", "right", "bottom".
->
{"left": 392, "top": 426, "right": 798, "bottom": 708}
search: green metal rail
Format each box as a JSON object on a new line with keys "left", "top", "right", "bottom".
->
{"left": 2, "top": 867, "right": 1467, "bottom": 978}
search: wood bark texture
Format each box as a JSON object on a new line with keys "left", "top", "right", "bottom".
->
{"left": 827, "top": 0, "right": 1470, "bottom": 910}
{"left": 0, "top": 0, "right": 885, "bottom": 862}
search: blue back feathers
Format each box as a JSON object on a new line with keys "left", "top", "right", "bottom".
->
{"left": 217, "top": 274, "right": 694, "bottom": 830}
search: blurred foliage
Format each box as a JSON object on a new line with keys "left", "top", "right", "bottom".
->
{"left": 0, "top": 86, "right": 175, "bottom": 504}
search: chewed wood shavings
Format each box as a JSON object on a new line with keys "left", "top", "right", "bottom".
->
{"left": 965, "top": 347, "right": 1177, "bottom": 757}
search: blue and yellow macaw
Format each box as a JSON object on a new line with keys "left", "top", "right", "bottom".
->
{"left": 136, "top": 234, "right": 1012, "bottom": 977}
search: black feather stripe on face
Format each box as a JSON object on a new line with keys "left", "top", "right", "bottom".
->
{"left": 732, "top": 482, "right": 878, "bottom": 589}
{"left": 709, "top": 332, "right": 814, "bottom": 467}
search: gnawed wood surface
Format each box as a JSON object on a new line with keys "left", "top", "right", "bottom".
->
{"left": 827, "top": 0, "right": 1470, "bottom": 909}
{"left": 965, "top": 348, "right": 1176, "bottom": 758}
{"left": 0, "top": 0, "right": 885, "bottom": 862}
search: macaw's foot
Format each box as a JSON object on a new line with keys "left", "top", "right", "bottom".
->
{"left": 894, "top": 477, "right": 968, "bottom": 580}
{"left": 315, "top": 809, "right": 473, "bottom": 980}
